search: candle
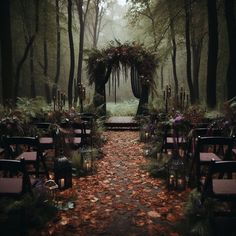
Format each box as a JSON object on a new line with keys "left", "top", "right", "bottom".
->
{"left": 59, "top": 178, "right": 65, "bottom": 188}
{"left": 169, "top": 175, "right": 175, "bottom": 187}
{"left": 177, "top": 178, "right": 183, "bottom": 186}
{"left": 82, "top": 87, "right": 86, "bottom": 100}
{"left": 86, "top": 162, "right": 89, "bottom": 171}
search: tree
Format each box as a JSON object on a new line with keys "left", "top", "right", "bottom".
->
{"left": 206, "top": 0, "right": 218, "bottom": 108}
{"left": 184, "top": 0, "right": 195, "bottom": 104}
{"left": 190, "top": 0, "right": 206, "bottom": 103}
{"left": 14, "top": 0, "right": 39, "bottom": 102}
{"left": 74, "top": 0, "right": 91, "bottom": 108}
{"left": 86, "top": 0, "right": 111, "bottom": 48}
{"left": 225, "top": 0, "right": 236, "bottom": 100}
{"left": 167, "top": 0, "right": 178, "bottom": 96}
{"left": 128, "top": 0, "right": 158, "bottom": 49}
{"left": 52, "top": 0, "right": 61, "bottom": 98}
{"left": 67, "top": 0, "right": 75, "bottom": 108}
{"left": 0, "top": 0, "right": 14, "bottom": 105}
{"left": 42, "top": 0, "right": 51, "bottom": 103}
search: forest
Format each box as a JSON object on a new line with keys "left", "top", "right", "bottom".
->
{"left": 1, "top": 1, "right": 236, "bottom": 235}
{"left": 1, "top": 0, "right": 236, "bottom": 112}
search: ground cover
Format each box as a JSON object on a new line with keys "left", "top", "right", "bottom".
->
{"left": 39, "top": 131, "right": 189, "bottom": 236}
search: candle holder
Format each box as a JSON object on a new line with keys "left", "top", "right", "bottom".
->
{"left": 80, "top": 148, "right": 96, "bottom": 174}
{"left": 54, "top": 151, "right": 72, "bottom": 190}
{"left": 78, "top": 83, "right": 86, "bottom": 112}
{"left": 44, "top": 179, "right": 59, "bottom": 204}
{"left": 53, "top": 90, "right": 66, "bottom": 111}
{"left": 167, "top": 155, "right": 186, "bottom": 191}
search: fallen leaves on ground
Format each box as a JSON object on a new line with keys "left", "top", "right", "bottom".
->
{"left": 39, "top": 131, "right": 190, "bottom": 236}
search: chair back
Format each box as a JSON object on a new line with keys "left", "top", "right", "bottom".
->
{"left": 3, "top": 136, "right": 40, "bottom": 158}
{"left": 0, "top": 158, "right": 31, "bottom": 196}
{"left": 196, "top": 136, "right": 235, "bottom": 160}
{"left": 193, "top": 128, "right": 222, "bottom": 137}
{"left": 202, "top": 160, "right": 236, "bottom": 201}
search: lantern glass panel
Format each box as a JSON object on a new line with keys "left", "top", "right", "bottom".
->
{"left": 167, "top": 157, "right": 186, "bottom": 191}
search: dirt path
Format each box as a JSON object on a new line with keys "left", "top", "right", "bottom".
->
{"left": 41, "top": 131, "right": 188, "bottom": 236}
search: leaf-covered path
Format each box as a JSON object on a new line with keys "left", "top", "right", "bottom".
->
{"left": 42, "top": 131, "right": 188, "bottom": 236}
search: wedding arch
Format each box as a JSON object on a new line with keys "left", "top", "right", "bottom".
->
{"left": 87, "top": 42, "right": 158, "bottom": 116}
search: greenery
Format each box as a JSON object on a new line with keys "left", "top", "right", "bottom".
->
{"left": 107, "top": 99, "right": 139, "bottom": 116}
{"left": 86, "top": 41, "right": 158, "bottom": 85}
{"left": 143, "top": 152, "right": 170, "bottom": 178}
{"left": 0, "top": 189, "right": 57, "bottom": 235}
{"left": 180, "top": 189, "right": 215, "bottom": 236}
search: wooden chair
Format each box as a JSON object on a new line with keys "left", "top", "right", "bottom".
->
{"left": 4, "top": 136, "right": 49, "bottom": 179}
{"left": 59, "top": 121, "right": 82, "bottom": 149}
{"left": 0, "top": 158, "right": 32, "bottom": 197}
{"left": 162, "top": 123, "right": 189, "bottom": 157}
{"left": 190, "top": 127, "right": 222, "bottom": 155}
{"left": 202, "top": 160, "right": 236, "bottom": 202}
{"left": 72, "top": 121, "right": 92, "bottom": 146}
{"left": 193, "top": 136, "right": 235, "bottom": 189}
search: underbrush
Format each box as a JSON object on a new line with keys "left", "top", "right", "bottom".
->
{"left": 106, "top": 99, "right": 139, "bottom": 116}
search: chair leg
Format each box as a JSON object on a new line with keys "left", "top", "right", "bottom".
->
{"left": 41, "top": 155, "right": 49, "bottom": 179}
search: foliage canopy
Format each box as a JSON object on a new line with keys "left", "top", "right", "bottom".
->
{"left": 86, "top": 41, "right": 158, "bottom": 85}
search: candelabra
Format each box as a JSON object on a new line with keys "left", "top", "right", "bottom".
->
{"left": 78, "top": 83, "right": 86, "bottom": 113}
{"left": 53, "top": 90, "right": 66, "bottom": 111}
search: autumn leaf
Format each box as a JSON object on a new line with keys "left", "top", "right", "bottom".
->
{"left": 147, "top": 211, "right": 161, "bottom": 218}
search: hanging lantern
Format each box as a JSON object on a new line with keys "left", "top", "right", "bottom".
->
{"left": 54, "top": 151, "right": 72, "bottom": 190}
{"left": 167, "top": 156, "right": 186, "bottom": 191}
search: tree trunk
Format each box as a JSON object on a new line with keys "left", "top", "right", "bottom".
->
{"left": 170, "top": 19, "right": 178, "bottom": 97}
{"left": 75, "top": 0, "right": 90, "bottom": 108}
{"left": 167, "top": 0, "right": 178, "bottom": 97}
{"left": 225, "top": 0, "right": 236, "bottom": 100}
{"left": 0, "top": 0, "right": 13, "bottom": 105}
{"left": 206, "top": 0, "right": 218, "bottom": 108}
{"left": 30, "top": 45, "right": 36, "bottom": 98}
{"left": 93, "top": 0, "right": 99, "bottom": 48}
{"left": 52, "top": 0, "right": 61, "bottom": 98}
{"left": 185, "top": 0, "right": 195, "bottom": 104}
{"left": 14, "top": 0, "right": 39, "bottom": 102}
{"left": 192, "top": 39, "right": 203, "bottom": 102}
{"left": 74, "top": 0, "right": 84, "bottom": 105}
{"left": 43, "top": 38, "right": 51, "bottom": 103}
{"left": 67, "top": 0, "right": 75, "bottom": 108}
{"left": 161, "top": 65, "right": 164, "bottom": 90}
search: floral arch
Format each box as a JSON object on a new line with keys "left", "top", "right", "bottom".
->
{"left": 87, "top": 42, "right": 158, "bottom": 116}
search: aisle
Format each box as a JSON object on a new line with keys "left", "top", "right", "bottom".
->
{"left": 43, "top": 131, "right": 188, "bottom": 236}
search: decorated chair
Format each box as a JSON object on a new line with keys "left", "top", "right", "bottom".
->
{"left": 192, "top": 136, "right": 235, "bottom": 189}
{"left": 0, "top": 158, "right": 32, "bottom": 197}
{"left": 162, "top": 120, "right": 190, "bottom": 158}
{"left": 4, "top": 136, "right": 49, "bottom": 179}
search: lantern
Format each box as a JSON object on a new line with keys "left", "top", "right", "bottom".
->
{"left": 54, "top": 152, "right": 72, "bottom": 190}
{"left": 139, "top": 124, "right": 151, "bottom": 143}
{"left": 80, "top": 148, "right": 96, "bottom": 174}
{"left": 167, "top": 156, "right": 186, "bottom": 191}
{"left": 44, "top": 179, "right": 59, "bottom": 204}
